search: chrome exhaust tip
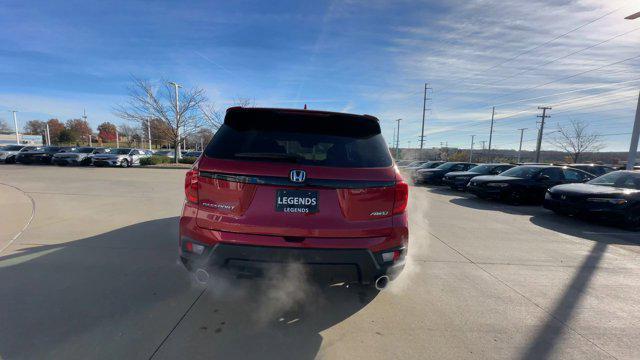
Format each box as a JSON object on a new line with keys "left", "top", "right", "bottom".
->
{"left": 195, "top": 268, "right": 210, "bottom": 284}
{"left": 374, "top": 275, "right": 389, "bottom": 291}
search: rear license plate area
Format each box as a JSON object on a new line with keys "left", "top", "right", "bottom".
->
{"left": 275, "top": 189, "right": 318, "bottom": 213}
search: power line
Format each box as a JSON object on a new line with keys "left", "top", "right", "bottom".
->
{"left": 489, "top": 53, "right": 640, "bottom": 103}
{"left": 453, "top": 6, "right": 624, "bottom": 83}
{"left": 479, "top": 26, "right": 640, "bottom": 87}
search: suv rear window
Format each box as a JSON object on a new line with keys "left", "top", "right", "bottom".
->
{"left": 204, "top": 109, "right": 392, "bottom": 168}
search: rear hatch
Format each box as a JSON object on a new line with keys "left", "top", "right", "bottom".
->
{"left": 194, "top": 108, "right": 401, "bottom": 238}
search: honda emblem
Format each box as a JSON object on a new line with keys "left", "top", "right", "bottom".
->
{"left": 290, "top": 169, "right": 306, "bottom": 183}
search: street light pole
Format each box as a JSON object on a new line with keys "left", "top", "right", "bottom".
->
{"left": 11, "top": 110, "right": 19, "bottom": 144}
{"left": 168, "top": 81, "right": 182, "bottom": 160}
{"left": 46, "top": 123, "right": 51, "bottom": 146}
{"left": 626, "top": 13, "right": 640, "bottom": 169}
{"left": 517, "top": 128, "right": 527, "bottom": 163}
{"left": 627, "top": 91, "right": 640, "bottom": 170}
{"left": 395, "top": 118, "right": 402, "bottom": 159}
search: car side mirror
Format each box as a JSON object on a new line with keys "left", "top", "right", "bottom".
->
{"left": 538, "top": 174, "right": 550, "bottom": 181}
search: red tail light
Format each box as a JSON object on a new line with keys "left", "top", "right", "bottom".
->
{"left": 185, "top": 169, "right": 199, "bottom": 203}
{"left": 392, "top": 181, "right": 409, "bottom": 215}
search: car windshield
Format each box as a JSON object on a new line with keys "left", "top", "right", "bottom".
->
{"left": 205, "top": 110, "right": 392, "bottom": 168}
{"left": 587, "top": 171, "right": 640, "bottom": 190}
{"left": 75, "top": 147, "right": 94, "bottom": 153}
{"left": 500, "top": 166, "right": 541, "bottom": 179}
{"left": 436, "top": 162, "right": 460, "bottom": 170}
{"left": 3, "top": 145, "right": 24, "bottom": 151}
{"left": 468, "top": 165, "right": 494, "bottom": 174}
{"left": 113, "top": 149, "right": 132, "bottom": 155}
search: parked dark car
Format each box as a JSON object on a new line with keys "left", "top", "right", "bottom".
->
{"left": 443, "top": 163, "right": 514, "bottom": 190}
{"left": 402, "top": 160, "right": 429, "bottom": 172}
{"left": 0, "top": 145, "right": 33, "bottom": 163}
{"left": 182, "top": 151, "right": 202, "bottom": 158}
{"left": 413, "top": 162, "right": 476, "bottom": 185}
{"left": 467, "top": 165, "right": 595, "bottom": 204}
{"left": 406, "top": 160, "right": 444, "bottom": 175}
{"left": 544, "top": 171, "right": 640, "bottom": 230}
{"left": 16, "top": 146, "right": 66, "bottom": 164}
{"left": 566, "top": 164, "right": 615, "bottom": 177}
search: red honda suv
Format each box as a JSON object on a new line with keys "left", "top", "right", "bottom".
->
{"left": 179, "top": 107, "right": 408, "bottom": 289}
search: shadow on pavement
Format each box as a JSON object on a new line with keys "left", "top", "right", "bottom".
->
{"left": 449, "top": 196, "right": 543, "bottom": 216}
{"left": 161, "top": 278, "right": 378, "bottom": 360}
{"left": 530, "top": 212, "right": 639, "bottom": 246}
{"left": 0, "top": 217, "right": 375, "bottom": 359}
{"left": 520, "top": 241, "right": 608, "bottom": 360}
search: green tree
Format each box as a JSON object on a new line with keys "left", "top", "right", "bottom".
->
{"left": 57, "top": 129, "right": 77, "bottom": 143}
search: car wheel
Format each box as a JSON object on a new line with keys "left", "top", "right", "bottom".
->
{"left": 5, "top": 156, "right": 15, "bottom": 164}
{"left": 120, "top": 159, "right": 129, "bottom": 168}
{"left": 506, "top": 191, "right": 521, "bottom": 205}
{"left": 623, "top": 211, "right": 640, "bottom": 231}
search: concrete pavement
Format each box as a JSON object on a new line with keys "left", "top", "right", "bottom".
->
{"left": 0, "top": 165, "right": 638, "bottom": 359}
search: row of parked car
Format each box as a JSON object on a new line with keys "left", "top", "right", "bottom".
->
{"left": 0, "top": 145, "right": 202, "bottom": 167}
{"left": 398, "top": 160, "right": 640, "bottom": 230}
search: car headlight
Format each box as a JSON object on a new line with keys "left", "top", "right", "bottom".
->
{"left": 486, "top": 183, "right": 509, "bottom": 188}
{"left": 586, "top": 198, "right": 627, "bottom": 205}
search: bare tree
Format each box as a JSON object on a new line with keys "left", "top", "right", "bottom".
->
{"left": 199, "top": 102, "right": 224, "bottom": 131}
{"left": 233, "top": 97, "right": 254, "bottom": 107}
{"left": 118, "top": 124, "right": 139, "bottom": 147}
{"left": 0, "top": 119, "right": 11, "bottom": 133}
{"left": 115, "top": 77, "right": 207, "bottom": 163}
{"left": 548, "top": 119, "right": 604, "bottom": 163}
{"left": 200, "top": 97, "right": 254, "bottom": 132}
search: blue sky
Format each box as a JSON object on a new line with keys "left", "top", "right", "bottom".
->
{"left": 0, "top": 0, "right": 638, "bottom": 151}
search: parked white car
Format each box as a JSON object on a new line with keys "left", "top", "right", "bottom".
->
{"left": 92, "top": 148, "right": 149, "bottom": 167}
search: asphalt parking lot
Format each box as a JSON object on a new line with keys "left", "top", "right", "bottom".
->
{"left": 1, "top": 165, "right": 639, "bottom": 360}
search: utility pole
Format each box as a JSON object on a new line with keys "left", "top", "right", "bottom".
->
{"left": 535, "top": 107, "right": 551, "bottom": 163}
{"left": 488, "top": 106, "right": 495, "bottom": 160}
{"left": 168, "top": 81, "right": 182, "bottom": 160}
{"left": 419, "top": 83, "right": 432, "bottom": 151}
{"left": 627, "top": 91, "right": 640, "bottom": 170}
{"left": 517, "top": 128, "right": 527, "bottom": 163}
{"left": 480, "top": 140, "right": 486, "bottom": 150}
{"left": 469, "top": 135, "right": 475, "bottom": 162}
{"left": 116, "top": 129, "right": 120, "bottom": 148}
{"left": 46, "top": 123, "right": 51, "bottom": 146}
{"left": 11, "top": 110, "right": 19, "bottom": 144}
{"left": 395, "top": 118, "right": 402, "bottom": 159}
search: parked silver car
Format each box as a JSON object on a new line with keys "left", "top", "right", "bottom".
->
{"left": 92, "top": 148, "right": 149, "bottom": 167}
{"left": 0, "top": 145, "right": 36, "bottom": 163}
{"left": 52, "top": 147, "right": 111, "bottom": 166}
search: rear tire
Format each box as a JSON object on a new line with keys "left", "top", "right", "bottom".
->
{"left": 623, "top": 211, "right": 640, "bottom": 231}
{"left": 5, "top": 156, "right": 15, "bottom": 164}
{"left": 120, "top": 159, "right": 129, "bottom": 168}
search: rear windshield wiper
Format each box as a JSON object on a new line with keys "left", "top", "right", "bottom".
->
{"left": 234, "top": 152, "right": 301, "bottom": 163}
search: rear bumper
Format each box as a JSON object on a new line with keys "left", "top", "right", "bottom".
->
{"left": 180, "top": 242, "right": 405, "bottom": 284}
{"left": 179, "top": 203, "right": 408, "bottom": 284}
